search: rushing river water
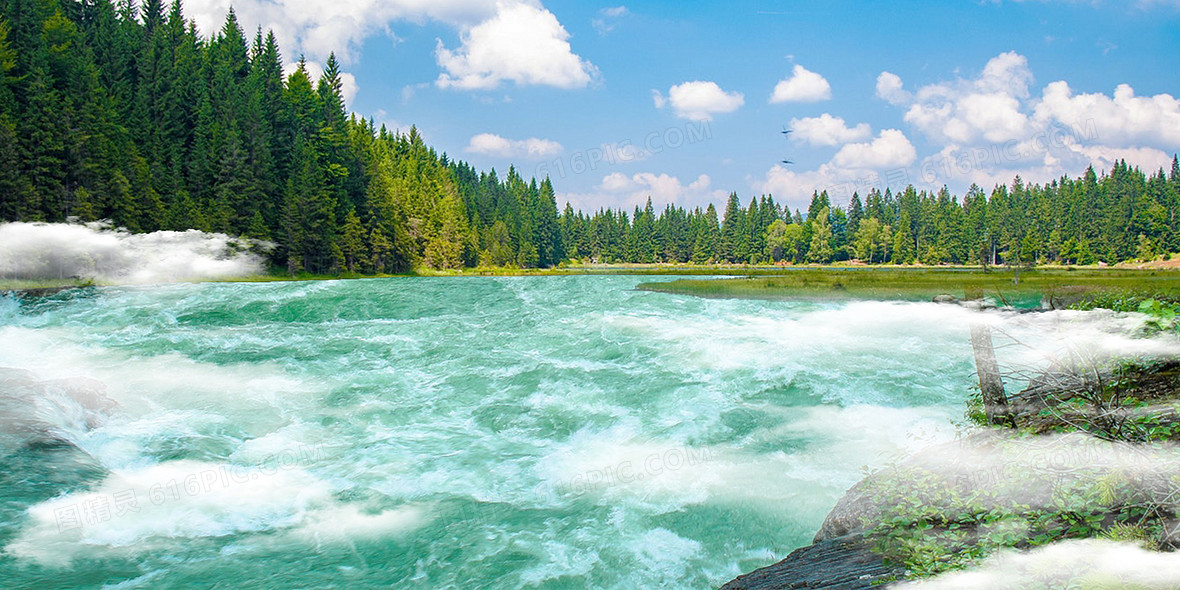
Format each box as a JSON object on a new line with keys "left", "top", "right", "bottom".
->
{"left": 0, "top": 276, "right": 995, "bottom": 588}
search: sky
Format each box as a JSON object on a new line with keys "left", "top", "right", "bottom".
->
{"left": 181, "top": 0, "right": 1180, "bottom": 214}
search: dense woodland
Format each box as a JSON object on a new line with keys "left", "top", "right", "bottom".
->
{"left": 1, "top": 0, "right": 1178, "bottom": 273}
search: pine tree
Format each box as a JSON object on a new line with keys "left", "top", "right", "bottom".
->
{"left": 719, "top": 193, "right": 742, "bottom": 262}
{"left": 534, "top": 178, "right": 563, "bottom": 266}
{"left": 340, "top": 208, "right": 366, "bottom": 272}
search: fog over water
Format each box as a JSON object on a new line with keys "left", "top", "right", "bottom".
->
{"left": 0, "top": 222, "right": 267, "bottom": 284}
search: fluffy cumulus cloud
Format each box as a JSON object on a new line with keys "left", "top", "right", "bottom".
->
{"left": 770, "top": 65, "right": 832, "bottom": 103}
{"left": 465, "top": 133, "right": 563, "bottom": 159}
{"left": 831, "top": 129, "right": 917, "bottom": 169}
{"left": 890, "top": 50, "right": 1180, "bottom": 154}
{"left": 654, "top": 81, "right": 745, "bottom": 121}
{"left": 184, "top": 0, "right": 595, "bottom": 92}
{"left": 790, "top": 114, "right": 872, "bottom": 146}
{"left": 869, "top": 50, "right": 1180, "bottom": 192}
{"left": 898, "top": 51, "right": 1035, "bottom": 145}
{"left": 183, "top": 0, "right": 496, "bottom": 63}
{"left": 436, "top": 2, "right": 598, "bottom": 89}
{"left": 560, "top": 172, "right": 725, "bottom": 211}
{"left": 875, "top": 71, "right": 910, "bottom": 106}
{"left": 751, "top": 127, "right": 917, "bottom": 210}
{"left": 1035, "top": 82, "right": 1180, "bottom": 147}
{"left": 753, "top": 51, "right": 1179, "bottom": 212}
{"left": 753, "top": 165, "right": 843, "bottom": 210}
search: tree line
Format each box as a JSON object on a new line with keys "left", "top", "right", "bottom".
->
{"left": 569, "top": 160, "right": 1178, "bottom": 266}
{"left": 0, "top": 0, "right": 562, "bottom": 274}
{"left": 1, "top": 0, "right": 1177, "bottom": 272}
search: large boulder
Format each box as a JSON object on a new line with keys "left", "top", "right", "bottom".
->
{"left": 720, "top": 534, "right": 902, "bottom": 590}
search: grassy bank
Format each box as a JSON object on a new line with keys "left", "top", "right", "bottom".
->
{"left": 0, "top": 263, "right": 785, "bottom": 292}
{"left": 636, "top": 268, "right": 1180, "bottom": 308}
{"left": 6, "top": 266, "right": 1180, "bottom": 307}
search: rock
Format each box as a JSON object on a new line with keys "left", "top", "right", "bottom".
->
{"left": 724, "top": 360, "right": 1180, "bottom": 590}
{"left": 932, "top": 294, "right": 958, "bottom": 305}
{"left": 720, "top": 534, "right": 902, "bottom": 590}
{"left": 813, "top": 478, "right": 882, "bottom": 543}
{"left": 0, "top": 367, "right": 119, "bottom": 449}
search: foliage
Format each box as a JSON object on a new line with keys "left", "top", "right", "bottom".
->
{"left": 0, "top": 0, "right": 559, "bottom": 275}
{"left": 1137, "top": 299, "right": 1180, "bottom": 335}
{"left": 0, "top": 2, "right": 1177, "bottom": 275}
{"left": 640, "top": 269, "right": 1180, "bottom": 307}
{"left": 865, "top": 451, "right": 1175, "bottom": 579}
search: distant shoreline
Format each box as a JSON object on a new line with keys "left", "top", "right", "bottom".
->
{"left": 3, "top": 264, "right": 1178, "bottom": 299}
{"left": 636, "top": 267, "right": 1180, "bottom": 308}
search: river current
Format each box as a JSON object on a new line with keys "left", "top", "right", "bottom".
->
{"left": 0, "top": 277, "right": 1007, "bottom": 588}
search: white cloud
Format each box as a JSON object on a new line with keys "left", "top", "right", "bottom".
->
{"left": 758, "top": 51, "right": 1180, "bottom": 208}
{"left": 184, "top": 1, "right": 596, "bottom": 91}
{"left": 875, "top": 71, "right": 910, "bottom": 106}
{"left": 1072, "top": 143, "right": 1174, "bottom": 172}
{"left": 790, "top": 114, "right": 872, "bottom": 146}
{"left": 184, "top": 0, "right": 501, "bottom": 63}
{"left": 752, "top": 162, "right": 911, "bottom": 213}
{"left": 770, "top": 65, "right": 832, "bottom": 103}
{"left": 912, "top": 135, "right": 1174, "bottom": 194}
{"left": 831, "top": 129, "right": 917, "bottom": 169}
{"left": 651, "top": 89, "right": 667, "bottom": 109}
{"left": 752, "top": 165, "right": 846, "bottom": 210}
{"left": 435, "top": 2, "right": 598, "bottom": 89}
{"left": 466, "top": 133, "right": 563, "bottom": 159}
{"left": 371, "top": 109, "right": 411, "bottom": 135}
{"left": 656, "top": 81, "right": 745, "bottom": 121}
{"left": 901, "top": 51, "right": 1034, "bottom": 145}
{"left": 560, "top": 172, "right": 725, "bottom": 211}
{"left": 877, "top": 51, "right": 1180, "bottom": 192}
{"left": 1034, "top": 82, "right": 1180, "bottom": 147}
{"left": 751, "top": 129, "right": 918, "bottom": 210}
{"left": 592, "top": 5, "right": 629, "bottom": 34}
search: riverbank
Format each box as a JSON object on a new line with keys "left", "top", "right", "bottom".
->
{"left": 6, "top": 264, "right": 1178, "bottom": 295}
{"left": 637, "top": 268, "right": 1180, "bottom": 308}
{"left": 722, "top": 357, "right": 1180, "bottom": 589}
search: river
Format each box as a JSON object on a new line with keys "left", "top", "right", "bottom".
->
{"left": 0, "top": 276, "right": 996, "bottom": 588}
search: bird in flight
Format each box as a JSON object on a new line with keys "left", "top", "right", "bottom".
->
{"left": 781, "top": 127, "right": 794, "bottom": 164}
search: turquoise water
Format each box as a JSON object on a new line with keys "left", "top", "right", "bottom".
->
{"left": 0, "top": 277, "right": 981, "bottom": 589}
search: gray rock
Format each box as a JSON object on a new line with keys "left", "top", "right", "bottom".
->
{"left": 720, "top": 534, "right": 901, "bottom": 590}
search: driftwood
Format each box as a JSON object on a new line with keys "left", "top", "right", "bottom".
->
{"left": 971, "top": 323, "right": 1012, "bottom": 426}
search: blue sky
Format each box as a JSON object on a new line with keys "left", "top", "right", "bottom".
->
{"left": 185, "top": 0, "right": 1180, "bottom": 213}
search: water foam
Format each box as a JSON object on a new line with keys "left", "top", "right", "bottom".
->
{"left": 5, "top": 460, "right": 335, "bottom": 566}
{"left": 1, "top": 277, "right": 1175, "bottom": 588}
